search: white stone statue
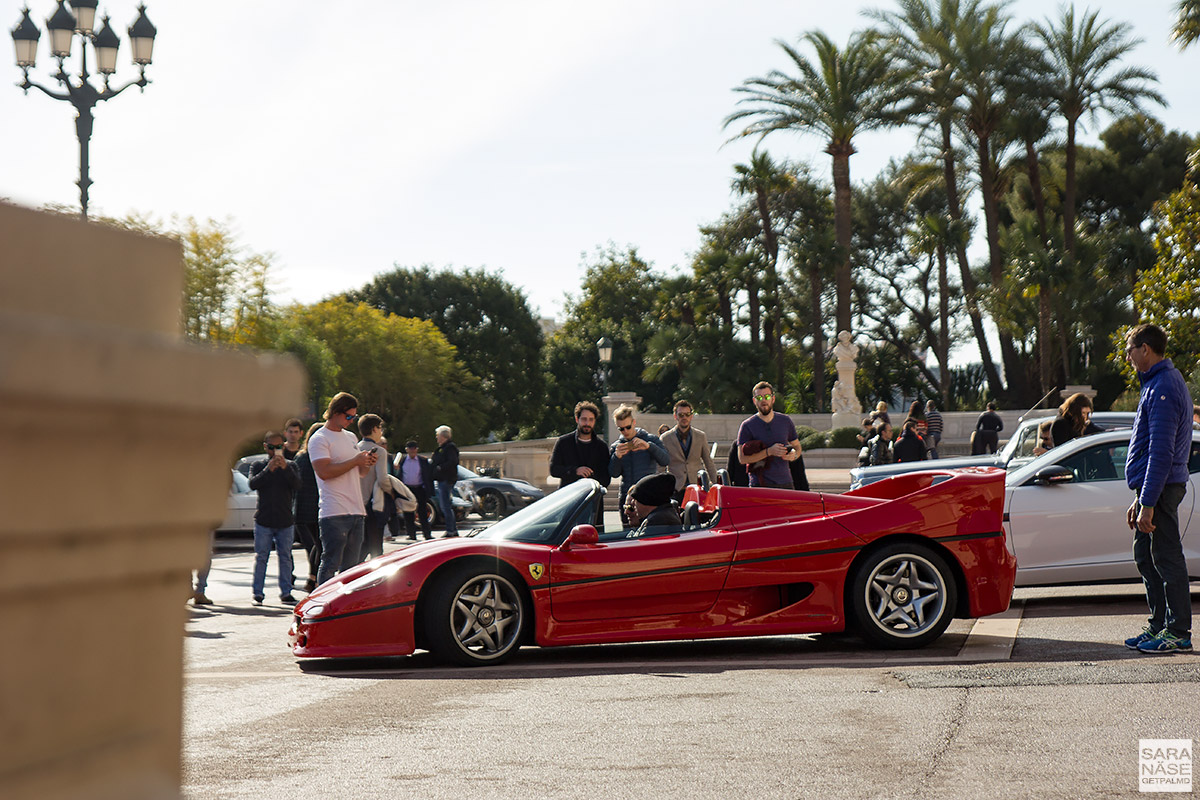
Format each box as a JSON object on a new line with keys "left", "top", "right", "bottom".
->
{"left": 830, "top": 330, "right": 863, "bottom": 427}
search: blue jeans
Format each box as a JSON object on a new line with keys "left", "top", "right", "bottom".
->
{"left": 317, "top": 514, "right": 365, "bottom": 586}
{"left": 1132, "top": 483, "right": 1191, "bottom": 637}
{"left": 436, "top": 481, "right": 457, "bottom": 535}
{"left": 252, "top": 524, "right": 295, "bottom": 598}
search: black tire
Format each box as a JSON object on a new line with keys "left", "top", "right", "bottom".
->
{"left": 423, "top": 501, "right": 439, "bottom": 527}
{"left": 478, "top": 490, "right": 506, "bottom": 520}
{"left": 849, "top": 542, "right": 957, "bottom": 649}
{"left": 422, "top": 564, "right": 527, "bottom": 666}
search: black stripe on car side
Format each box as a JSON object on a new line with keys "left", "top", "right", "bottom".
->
{"left": 301, "top": 600, "right": 414, "bottom": 624}
{"left": 541, "top": 531, "right": 1006, "bottom": 590}
{"left": 545, "top": 545, "right": 864, "bottom": 589}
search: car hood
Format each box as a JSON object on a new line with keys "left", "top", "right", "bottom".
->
{"left": 297, "top": 535, "right": 503, "bottom": 612}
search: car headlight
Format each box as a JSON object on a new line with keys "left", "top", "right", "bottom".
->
{"left": 341, "top": 563, "right": 401, "bottom": 594}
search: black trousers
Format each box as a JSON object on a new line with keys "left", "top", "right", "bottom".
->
{"left": 403, "top": 484, "right": 434, "bottom": 539}
{"left": 294, "top": 520, "right": 321, "bottom": 579}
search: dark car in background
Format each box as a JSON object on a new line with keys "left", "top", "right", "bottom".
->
{"left": 454, "top": 465, "right": 545, "bottom": 519}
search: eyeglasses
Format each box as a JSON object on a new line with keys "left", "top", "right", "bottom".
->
{"left": 754, "top": 393, "right": 774, "bottom": 401}
{"left": 618, "top": 423, "right": 634, "bottom": 431}
{"left": 1124, "top": 342, "right": 1144, "bottom": 354}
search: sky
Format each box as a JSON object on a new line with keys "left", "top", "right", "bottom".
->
{"left": 2, "top": 1, "right": 1196, "bottom": 341}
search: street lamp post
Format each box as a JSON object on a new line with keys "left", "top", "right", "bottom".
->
{"left": 10, "top": 1, "right": 157, "bottom": 220}
{"left": 596, "top": 336, "right": 614, "bottom": 442}
{"left": 596, "top": 336, "right": 613, "bottom": 395}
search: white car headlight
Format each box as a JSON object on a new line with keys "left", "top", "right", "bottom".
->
{"left": 341, "top": 563, "right": 401, "bottom": 594}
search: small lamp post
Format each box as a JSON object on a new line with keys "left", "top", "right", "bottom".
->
{"left": 10, "top": 2, "right": 157, "bottom": 220}
{"left": 596, "top": 336, "right": 613, "bottom": 442}
{"left": 596, "top": 336, "right": 613, "bottom": 395}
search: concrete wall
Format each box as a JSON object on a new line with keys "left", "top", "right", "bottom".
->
{"left": 0, "top": 202, "right": 305, "bottom": 800}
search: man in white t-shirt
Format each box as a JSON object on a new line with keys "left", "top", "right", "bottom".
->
{"left": 309, "top": 392, "right": 376, "bottom": 585}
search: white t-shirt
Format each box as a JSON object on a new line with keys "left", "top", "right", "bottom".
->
{"left": 308, "top": 426, "right": 366, "bottom": 518}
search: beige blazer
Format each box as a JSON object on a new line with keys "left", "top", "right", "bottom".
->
{"left": 661, "top": 426, "right": 718, "bottom": 491}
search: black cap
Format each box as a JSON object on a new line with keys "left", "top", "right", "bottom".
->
{"left": 632, "top": 473, "right": 676, "bottom": 507}
{"left": 405, "top": 440, "right": 419, "bottom": 449}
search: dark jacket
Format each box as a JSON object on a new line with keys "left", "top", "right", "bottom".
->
{"left": 293, "top": 451, "right": 319, "bottom": 524}
{"left": 394, "top": 453, "right": 435, "bottom": 495}
{"left": 608, "top": 429, "right": 669, "bottom": 492}
{"left": 893, "top": 429, "right": 928, "bottom": 463}
{"left": 635, "top": 504, "right": 683, "bottom": 536}
{"left": 249, "top": 457, "right": 300, "bottom": 527}
{"left": 431, "top": 440, "right": 459, "bottom": 484}
{"left": 550, "top": 430, "right": 612, "bottom": 488}
{"left": 975, "top": 410, "right": 1004, "bottom": 433}
{"left": 1049, "top": 416, "right": 1103, "bottom": 448}
{"left": 868, "top": 435, "right": 893, "bottom": 466}
{"left": 1126, "top": 358, "right": 1193, "bottom": 508}
{"left": 725, "top": 447, "right": 748, "bottom": 487}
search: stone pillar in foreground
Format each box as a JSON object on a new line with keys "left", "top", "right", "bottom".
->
{"left": 0, "top": 202, "right": 305, "bottom": 800}
{"left": 830, "top": 330, "right": 864, "bottom": 430}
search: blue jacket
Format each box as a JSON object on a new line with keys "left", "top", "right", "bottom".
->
{"left": 609, "top": 428, "right": 669, "bottom": 492}
{"left": 1125, "top": 358, "right": 1193, "bottom": 507}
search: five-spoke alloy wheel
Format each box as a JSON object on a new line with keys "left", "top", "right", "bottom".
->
{"left": 423, "top": 564, "right": 527, "bottom": 666}
{"left": 850, "top": 543, "right": 957, "bottom": 649}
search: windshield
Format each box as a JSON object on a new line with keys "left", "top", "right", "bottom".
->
{"left": 472, "top": 480, "right": 598, "bottom": 544}
{"left": 457, "top": 465, "right": 479, "bottom": 480}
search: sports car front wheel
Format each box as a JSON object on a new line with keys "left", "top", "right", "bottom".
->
{"left": 423, "top": 564, "right": 527, "bottom": 666}
{"left": 850, "top": 543, "right": 957, "bottom": 649}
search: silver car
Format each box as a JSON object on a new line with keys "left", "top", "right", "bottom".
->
{"left": 1004, "top": 429, "right": 1200, "bottom": 586}
{"left": 849, "top": 411, "right": 1137, "bottom": 490}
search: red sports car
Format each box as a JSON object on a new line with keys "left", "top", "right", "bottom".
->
{"left": 289, "top": 468, "right": 1016, "bottom": 666}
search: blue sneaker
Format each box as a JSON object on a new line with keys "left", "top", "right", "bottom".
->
{"left": 1136, "top": 630, "right": 1193, "bottom": 654}
{"left": 1124, "top": 626, "right": 1160, "bottom": 650}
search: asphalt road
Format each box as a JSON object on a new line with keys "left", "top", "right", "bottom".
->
{"left": 185, "top": 535, "right": 1199, "bottom": 800}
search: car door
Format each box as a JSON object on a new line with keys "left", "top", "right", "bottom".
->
{"left": 1006, "top": 440, "right": 1137, "bottom": 584}
{"left": 548, "top": 524, "right": 736, "bottom": 622}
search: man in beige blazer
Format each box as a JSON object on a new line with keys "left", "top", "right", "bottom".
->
{"left": 661, "top": 400, "right": 718, "bottom": 503}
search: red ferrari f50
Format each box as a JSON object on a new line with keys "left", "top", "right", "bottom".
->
{"left": 289, "top": 468, "right": 1016, "bottom": 666}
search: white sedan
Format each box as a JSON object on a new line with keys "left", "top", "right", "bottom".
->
{"left": 1004, "top": 429, "right": 1200, "bottom": 586}
{"left": 217, "top": 469, "right": 256, "bottom": 534}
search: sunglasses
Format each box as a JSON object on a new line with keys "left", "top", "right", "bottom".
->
{"left": 266, "top": 444, "right": 283, "bottom": 451}
{"left": 754, "top": 393, "right": 774, "bottom": 401}
{"left": 675, "top": 411, "right": 693, "bottom": 418}
{"left": 344, "top": 412, "right": 357, "bottom": 422}
{"left": 618, "top": 424, "right": 634, "bottom": 432}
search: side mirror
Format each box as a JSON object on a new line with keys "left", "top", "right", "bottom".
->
{"left": 696, "top": 469, "right": 711, "bottom": 492}
{"left": 1032, "top": 465, "right": 1074, "bottom": 486}
{"left": 560, "top": 524, "right": 599, "bottom": 551}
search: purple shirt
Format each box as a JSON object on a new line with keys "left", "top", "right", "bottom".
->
{"left": 736, "top": 413, "right": 799, "bottom": 486}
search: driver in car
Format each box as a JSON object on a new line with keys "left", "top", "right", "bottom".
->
{"left": 625, "top": 473, "right": 682, "bottom": 537}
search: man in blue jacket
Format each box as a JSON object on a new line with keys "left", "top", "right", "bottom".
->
{"left": 609, "top": 404, "right": 668, "bottom": 527}
{"left": 1123, "top": 323, "right": 1193, "bottom": 654}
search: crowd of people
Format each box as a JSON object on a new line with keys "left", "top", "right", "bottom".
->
{"left": 192, "top": 391, "right": 463, "bottom": 606}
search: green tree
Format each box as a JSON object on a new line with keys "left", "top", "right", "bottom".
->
{"left": 348, "top": 266, "right": 544, "bottom": 439}
{"left": 1130, "top": 181, "right": 1200, "bottom": 378}
{"left": 179, "top": 217, "right": 278, "bottom": 346}
{"left": 287, "top": 300, "right": 481, "bottom": 446}
{"left": 725, "top": 29, "right": 907, "bottom": 336}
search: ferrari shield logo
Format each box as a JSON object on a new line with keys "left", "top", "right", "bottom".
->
{"left": 528, "top": 563, "right": 545, "bottom": 581}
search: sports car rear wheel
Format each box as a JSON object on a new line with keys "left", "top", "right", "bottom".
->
{"left": 478, "top": 489, "right": 506, "bottom": 520}
{"left": 850, "top": 543, "right": 957, "bottom": 649}
{"left": 423, "top": 564, "right": 526, "bottom": 666}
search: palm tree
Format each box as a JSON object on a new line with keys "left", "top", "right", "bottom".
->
{"left": 867, "top": 0, "right": 1005, "bottom": 399}
{"left": 725, "top": 30, "right": 906, "bottom": 337}
{"left": 1034, "top": 6, "right": 1163, "bottom": 261}
{"left": 1175, "top": 0, "right": 1200, "bottom": 48}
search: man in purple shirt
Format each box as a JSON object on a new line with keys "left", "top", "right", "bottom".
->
{"left": 736, "top": 381, "right": 802, "bottom": 488}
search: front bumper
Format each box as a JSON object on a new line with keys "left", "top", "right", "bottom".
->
{"left": 289, "top": 601, "right": 417, "bottom": 659}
